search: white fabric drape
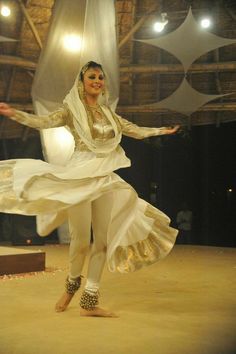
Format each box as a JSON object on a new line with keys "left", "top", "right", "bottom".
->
{"left": 146, "top": 78, "right": 230, "bottom": 116}
{"left": 0, "top": 35, "right": 18, "bottom": 42}
{"left": 138, "top": 7, "right": 236, "bottom": 116}
{"left": 31, "top": 0, "right": 119, "bottom": 165}
{"left": 139, "top": 8, "right": 236, "bottom": 74}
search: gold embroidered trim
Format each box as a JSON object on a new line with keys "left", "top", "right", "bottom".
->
{"left": 0, "top": 161, "right": 15, "bottom": 195}
{"left": 113, "top": 204, "right": 178, "bottom": 273}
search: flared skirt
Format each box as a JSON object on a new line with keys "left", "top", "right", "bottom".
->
{"left": 0, "top": 150, "right": 178, "bottom": 273}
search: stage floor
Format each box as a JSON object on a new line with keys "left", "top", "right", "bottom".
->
{"left": 0, "top": 244, "right": 235, "bottom": 354}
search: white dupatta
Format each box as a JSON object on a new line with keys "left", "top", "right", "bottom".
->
{"left": 63, "top": 74, "right": 122, "bottom": 154}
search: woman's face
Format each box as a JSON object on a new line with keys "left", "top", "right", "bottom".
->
{"left": 83, "top": 67, "right": 105, "bottom": 98}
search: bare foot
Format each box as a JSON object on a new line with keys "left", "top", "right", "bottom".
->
{"left": 80, "top": 307, "right": 118, "bottom": 318}
{"left": 55, "top": 292, "right": 74, "bottom": 312}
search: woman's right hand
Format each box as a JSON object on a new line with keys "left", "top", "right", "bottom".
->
{"left": 0, "top": 102, "right": 16, "bottom": 117}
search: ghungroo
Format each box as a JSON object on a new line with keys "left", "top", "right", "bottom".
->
{"left": 65, "top": 276, "right": 82, "bottom": 295}
{"left": 80, "top": 290, "right": 99, "bottom": 310}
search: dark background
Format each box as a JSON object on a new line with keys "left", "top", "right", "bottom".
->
{"left": 0, "top": 121, "right": 235, "bottom": 247}
{"left": 119, "top": 121, "right": 236, "bottom": 247}
{"left": 0, "top": 135, "right": 57, "bottom": 245}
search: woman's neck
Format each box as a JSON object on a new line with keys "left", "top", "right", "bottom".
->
{"left": 84, "top": 95, "right": 99, "bottom": 107}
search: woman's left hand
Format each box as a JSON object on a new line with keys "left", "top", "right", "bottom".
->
{"left": 166, "top": 125, "right": 180, "bottom": 135}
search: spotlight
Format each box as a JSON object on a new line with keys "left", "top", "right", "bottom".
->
{"left": 63, "top": 34, "right": 82, "bottom": 52}
{"left": 1, "top": 5, "right": 11, "bottom": 17}
{"left": 200, "top": 18, "right": 211, "bottom": 29}
{"left": 154, "top": 13, "right": 168, "bottom": 33}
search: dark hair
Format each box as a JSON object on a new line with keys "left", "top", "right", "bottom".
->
{"left": 79, "top": 61, "right": 104, "bottom": 81}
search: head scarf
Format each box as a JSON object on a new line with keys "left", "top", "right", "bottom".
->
{"left": 63, "top": 62, "right": 121, "bottom": 154}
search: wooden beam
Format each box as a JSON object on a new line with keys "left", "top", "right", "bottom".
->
{"left": 156, "top": 0, "right": 163, "bottom": 103}
{"left": 225, "top": 6, "right": 236, "bottom": 22}
{"left": 128, "top": 0, "right": 137, "bottom": 106}
{"left": 214, "top": 51, "right": 222, "bottom": 94}
{"left": 117, "top": 102, "right": 236, "bottom": 114}
{"left": 0, "top": 55, "right": 37, "bottom": 70}
{"left": 10, "top": 103, "right": 34, "bottom": 111}
{"left": 118, "top": 3, "right": 159, "bottom": 49}
{"left": 7, "top": 101, "right": 236, "bottom": 113}
{"left": 26, "top": 71, "right": 35, "bottom": 78}
{"left": 0, "top": 127, "right": 37, "bottom": 139}
{"left": 5, "top": 67, "right": 17, "bottom": 102}
{"left": 120, "top": 61, "right": 236, "bottom": 74}
{"left": 0, "top": 118, "right": 7, "bottom": 139}
{"left": 17, "top": 0, "right": 43, "bottom": 49}
{"left": 2, "top": 55, "right": 236, "bottom": 74}
{"left": 118, "top": 113, "right": 236, "bottom": 127}
{"left": 21, "top": 126, "right": 31, "bottom": 142}
{"left": 214, "top": 5, "right": 223, "bottom": 99}
{"left": 213, "top": 4, "right": 224, "bottom": 128}
{"left": 1, "top": 138, "right": 9, "bottom": 158}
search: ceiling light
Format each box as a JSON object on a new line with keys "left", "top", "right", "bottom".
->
{"left": 200, "top": 18, "right": 211, "bottom": 29}
{"left": 1, "top": 5, "right": 11, "bottom": 17}
{"left": 154, "top": 22, "right": 166, "bottom": 33}
{"left": 154, "top": 13, "right": 168, "bottom": 33}
{"left": 63, "top": 34, "right": 82, "bottom": 53}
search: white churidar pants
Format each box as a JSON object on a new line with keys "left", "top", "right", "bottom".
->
{"left": 68, "top": 191, "right": 113, "bottom": 292}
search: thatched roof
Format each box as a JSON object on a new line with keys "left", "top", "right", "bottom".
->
{"left": 1, "top": 0, "right": 236, "bottom": 139}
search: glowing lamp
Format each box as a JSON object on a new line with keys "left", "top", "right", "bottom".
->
{"left": 63, "top": 34, "right": 82, "bottom": 52}
{"left": 153, "top": 13, "right": 168, "bottom": 33}
{"left": 1, "top": 5, "right": 11, "bottom": 17}
{"left": 201, "top": 18, "right": 211, "bottom": 29}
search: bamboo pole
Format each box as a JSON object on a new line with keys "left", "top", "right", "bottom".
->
{"left": 10, "top": 103, "right": 34, "bottom": 111}
{"left": 120, "top": 61, "right": 236, "bottom": 74}
{"left": 118, "top": 3, "right": 159, "bottom": 49}
{"left": 17, "top": 0, "right": 43, "bottom": 49}
{"left": 116, "top": 101, "right": 236, "bottom": 113}
{"left": 0, "top": 55, "right": 37, "bottom": 70}
{"left": 225, "top": 5, "right": 236, "bottom": 21}
{"left": 2, "top": 54, "right": 236, "bottom": 74}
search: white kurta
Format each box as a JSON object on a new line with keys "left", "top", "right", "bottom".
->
{"left": 0, "top": 106, "right": 178, "bottom": 273}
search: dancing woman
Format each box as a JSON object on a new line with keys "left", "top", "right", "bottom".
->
{"left": 0, "top": 61, "right": 179, "bottom": 317}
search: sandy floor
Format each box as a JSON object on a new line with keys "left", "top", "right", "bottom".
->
{"left": 0, "top": 244, "right": 236, "bottom": 354}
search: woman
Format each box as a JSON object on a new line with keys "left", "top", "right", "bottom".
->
{"left": 0, "top": 61, "right": 179, "bottom": 317}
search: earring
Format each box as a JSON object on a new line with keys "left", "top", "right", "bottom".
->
{"left": 78, "top": 80, "right": 85, "bottom": 98}
{"left": 103, "top": 87, "right": 109, "bottom": 105}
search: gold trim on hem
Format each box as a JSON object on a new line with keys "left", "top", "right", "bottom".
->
{"left": 112, "top": 204, "right": 178, "bottom": 273}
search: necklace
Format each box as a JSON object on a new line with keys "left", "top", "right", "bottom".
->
{"left": 85, "top": 103, "right": 106, "bottom": 124}
{"left": 88, "top": 104, "right": 99, "bottom": 109}
{"left": 86, "top": 103, "right": 101, "bottom": 114}
{"left": 87, "top": 104, "right": 104, "bottom": 117}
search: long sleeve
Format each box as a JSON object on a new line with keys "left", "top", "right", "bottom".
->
{"left": 117, "top": 115, "right": 167, "bottom": 140}
{"left": 11, "top": 108, "right": 67, "bottom": 130}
